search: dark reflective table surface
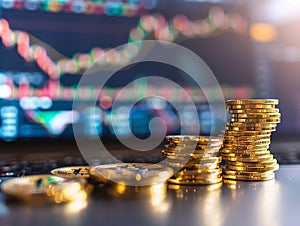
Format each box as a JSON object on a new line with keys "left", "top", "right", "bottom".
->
{"left": 0, "top": 165, "right": 299, "bottom": 226}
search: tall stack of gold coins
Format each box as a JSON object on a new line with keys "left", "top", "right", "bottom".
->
{"left": 221, "top": 99, "right": 281, "bottom": 181}
{"left": 163, "top": 135, "right": 223, "bottom": 185}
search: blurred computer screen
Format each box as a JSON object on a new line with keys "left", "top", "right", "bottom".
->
{"left": 0, "top": 0, "right": 298, "bottom": 142}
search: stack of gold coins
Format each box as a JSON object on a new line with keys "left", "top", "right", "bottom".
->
{"left": 221, "top": 99, "right": 281, "bottom": 181}
{"left": 163, "top": 135, "right": 224, "bottom": 185}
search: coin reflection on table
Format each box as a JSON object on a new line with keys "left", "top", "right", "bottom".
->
{"left": 223, "top": 179, "right": 280, "bottom": 226}
{"left": 168, "top": 183, "right": 224, "bottom": 226}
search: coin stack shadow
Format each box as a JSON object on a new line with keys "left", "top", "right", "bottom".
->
{"left": 163, "top": 135, "right": 224, "bottom": 185}
{"left": 221, "top": 99, "right": 281, "bottom": 181}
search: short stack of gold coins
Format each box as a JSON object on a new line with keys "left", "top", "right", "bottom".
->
{"left": 163, "top": 135, "right": 224, "bottom": 185}
{"left": 221, "top": 99, "right": 281, "bottom": 181}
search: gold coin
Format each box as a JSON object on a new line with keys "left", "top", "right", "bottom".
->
{"left": 230, "top": 118, "right": 281, "bottom": 123}
{"left": 168, "top": 141, "right": 223, "bottom": 147}
{"left": 223, "top": 139, "right": 271, "bottom": 145}
{"left": 166, "top": 143, "right": 222, "bottom": 150}
{"left": 222, "top": 144, "right": 269, "bottom": 150}
{"left": 225, "top": 130, "right": 272, "bottom": 136}
{"left": 166, "top": 157, "right": 222, "bottom": 169}
{"left": 221, "top": 151, "right": 271, "bottom": 158}
{"left": 223, "top": 169, "right": 274, "bottom": 176}
{"left": 168, "top": 176, "right": 223, "bottom": 185}
{"left": 168, "top": 140, "right": 223, "bottom": 146}
{"left": 173, "top": 174, "right": 222, "bottom": 181}
{"left": 167, "top": 141, "right": 222, "bottom": 146}
{"left": 226, "top": 159, "right": 277, "bottom": 167}
{"left": 222, "top": 173, "right": 275, "bottom": 181}
{"left": 90, "top": 163, "right": 173, "bottom": 185}
{"left": 166, "top": 135, "right": 223, "bottom": 144}
{"left": 230, "top": 112, "right": 281, "bottom": 119}
{"left": 228, "top": 108, "right": 280, "bottom": 114}
{"left": 163, "top": 149, "right": 219, "bottom": 155}
{"left": 174, "top": 169, "right": 222, "bottom": 178}
{"left": 226, "top": 104, "right": 276, "bottom": 109}
{"left": 0, "top": 175, "right": 87, "bottom": 203}
{"left": 220, "top": 148, "right": 269, "bottom": 154}
{"left": 166, "top": 161, "right": 220, "bottom": 170}
{"left": 175, "top": 168, "right": 222, "bottom": 176}
{"left": 221, "top": 147, "right": 269, "bottom": 153}
{"left": 190, "top": 155, "right": 222, "bottom": 162}
{"left": 163, "top": 152, "right": 220, "bottom": 160}
{"left": 226, "top": 126, "right": 276, "bottom": 132}
{"left": 183, "top": 156, "right": 222, "bottom": 163}
{"left": 163, "top": 146, "right": 220, "bottom": 154}
{"left": 164, "top": 148, "right": 221, "bottom": 155}
{"left": 51, "top": 166, "right": 91, "bottom": 178}
{"left": 226, "top": 121, "right": 278, "bottom": 128}
{"left": 165, "top": 155, "right": 222, "bottom": 163}
{"left": 222, "top": 154, "right": 274, "bottom": 162}
{"left": 224, "top": 134, "right": 271, "bottom": 141}
{"left": 226, "top": 99, "right": 279, "bottom": 105}
{"left": 226, "top": 163, "right": 279, "bottom": 172}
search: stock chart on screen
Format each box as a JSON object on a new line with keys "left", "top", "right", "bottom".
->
{"left": 0, "top": 0, "right": 257, "bottom": 141}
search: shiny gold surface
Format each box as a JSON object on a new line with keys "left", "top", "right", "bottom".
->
{"left": 90, "top": 163, "right": 173, "bottom": 185}
{"left": 51, "top": 166, "right": 91, "bottom": 179}
{"left": 162, "top": 135, "right": 223, "bottom": 185}
{"left": 2, "top": 166, "right": 299, "bottom": 226}
{"left": 226, "top": 99, "right": 279, "bottom": 105}
{"left": 1, "top": 175, "right": 89, "bottom": 203}
{"left": 222, "top": 99, "right": 281, "bottom": 181}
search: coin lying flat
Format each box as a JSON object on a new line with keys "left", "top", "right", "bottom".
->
{"left": 225, "top": 130, "right": 272, "bottom": 136}
{"left": 220, "top": 148, "right": 270, "bottom": 155}
{"left": 228, "top": 108, "right": 280, "bottom": 114}
{"left": 221, "top": 144, "right": 270, "bottom": 150}
{"left": 90, "top": 163, "right": 173, "bottom": 185}
{"left": 226, "top": 163, "right": 279, "bottom": 172}
{"left": 224, "top": 134, "right": 271, "bottom": 141}
{"left": 230, "top": 118, "right": 281, "bottom": 123}
{"left": 223, "top": 169, "right": 274, "bottom": 177}
{"left": 222, "top": 173, "right": 275, "bottom": 181}
{"left": 163, "top": 152, "right": 220, "bottom": 160}
{"left": 226, "top": 122, "right": 278, "bottom": 128}
{"left": 51, "top": 166, "right": 91, "bottom": 178}
{"left": 167, "top": 142, "right": 223, "bottom": 149}
{"left": 1, "top": 175, "right": 88, "bottom": 203}
{"left": 221, "top": 151, "right": 271, "bottom": 158}
{"left": 226, "top": 158, "right": 278, "bottom": 167}
{"left": 225, "top": 125, "right": 277, "bottom": 132}
{"left": 174, "top": 168, "right": 222, "bottom": 176}
{"left": 222, "top": 155, "right": 274, "bottom": 163}
{"left": 230, "top": 113, "right": 281, "bottom": 119}
{"left": 223, "top": 139, "right": 271, "bottom": 145}
{"left": 226, "top": 99, "right": 279, "bottom": 105}
{"left": 166, "top": 161, "right": 220, "bottom": 171}
{"left": 226, "top": 104, "right": 276, "bottom": 109}
{"left": 166, "top": 135, "right": 223, "bottom": 143}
